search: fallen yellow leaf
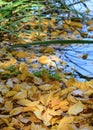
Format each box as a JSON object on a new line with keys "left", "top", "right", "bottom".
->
{"left": 38, "top": 56, "right": 51, "bottom": 64}
{"left": 10, "top": 107, "right": 23, "bottom": 116}
{"left": 16, "top": 51, "right": 28, "bottom": 58}
{"left": 88, "top": 26, "right": 93, "bottom": 31}
{"left": 68, "top": 101, "right": 84, "bottom": 115}
{"left": 58, "top": 116, "right": 74, "bottom": 130}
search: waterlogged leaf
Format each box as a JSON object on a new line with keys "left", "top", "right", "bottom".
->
{"left": 68, "top": 101, "right": 84, "bottom": 115}
{"left": 10, "top": 107, "right": 23, "bottom": 116}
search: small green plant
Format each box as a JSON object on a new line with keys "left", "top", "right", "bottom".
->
{"left": 33, "top": 69, "right": 61, "bottom": 80}
{"left": 7, "top": 65, "right": 16, "bottom": 72}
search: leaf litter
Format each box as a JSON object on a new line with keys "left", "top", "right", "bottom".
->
{"left": 0, "top": 7, "right": 93, "bottom": 130}
{"left": 0, "top": 42, "right": 93, "bottom": 130}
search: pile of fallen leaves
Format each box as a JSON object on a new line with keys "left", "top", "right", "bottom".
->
{"left": 1, "top": 18, "right": 93, "bottom": 45}
{"left": 0, "top": 45, "right": 93, "bottom": 130}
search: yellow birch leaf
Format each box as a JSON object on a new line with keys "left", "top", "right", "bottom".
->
{"left": 58, "top": 116, "right": 74, "bottom": 130}
{"left": 17, "top": 99, "right": 35, "bottom": 106}
{"left": 38, "top": 84, "right": 54, "bottom": 91}
{"left": 22, "top": 106, "right": 36, "bottom": 112}
{"left": 86, "top": 20, "right": 93, "bottom": 25}
{"left": 88, "top": 26, "right": 93, "bottom": 31}
{"left": 31, "top": 122, "right": 47, "bottom": 130}
{"left": 68, "top": 101, "right": 84, "bottom": 115}
{"left": 42, "top": 108, "right": 52, "bottom": 126}
{"left": 5, "top": 101, "right": 13, "bottom": 111}
{"left": 0, "top": 58, "right": 17, "bottom": 69}
{"left": 12, "top": 85, "right": 21, "bottom": 91}
{"left": 58, "top": 124, "right": 75, "bottom": 130}
{"left": 5, "top": 91, "right": 17, "bottom": 98}
{"left": 2, "top": 126, "right": 15, "bottom": 130}
{"left": 13, "top": 90, "right": 27, "bottom": 100}
{"left": 16, "top": 51, "right": 28, "bottom": 58}
{"left": 38, "top": 56, "right": 51, "bottom": 64}
{"left": 33, "top": 109, "right": 43, "bottom": 120}
{"left": 10, "top": 107, "right": 23, "bottom": 116}
{"left": 71, "top": 21, "right": 82, "bottom": 28}
{"left": 43, "top": 47, "right": 55, "bottom": 53}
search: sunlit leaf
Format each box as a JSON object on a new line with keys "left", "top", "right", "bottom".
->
{"left": 68, "top": 101, "right": 84, "bottom": 115}
{"left": 38, "top": 56, "right": 51, "bottom": 64}
{"left": 13, "top": 90, "right": 27, "bottom": 100}
{"left": 5, "top": 91, "right": 17, "bottom": 98}
{"left": 58, "top": 116, "right": 74, "bottom": 130}
{"left": 10, "top": 107, "right": 23, "bottom": 116}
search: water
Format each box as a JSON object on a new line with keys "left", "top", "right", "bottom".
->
{"left": 63, "top": 44, "right": 93, "bottom": 78}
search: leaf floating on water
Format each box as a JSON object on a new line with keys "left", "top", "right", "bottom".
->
{"left": 82, "top": 54, "right": 88, "bottom": 59}
{"left": 88, "top": 26, "right": 93, "bottom": 31}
